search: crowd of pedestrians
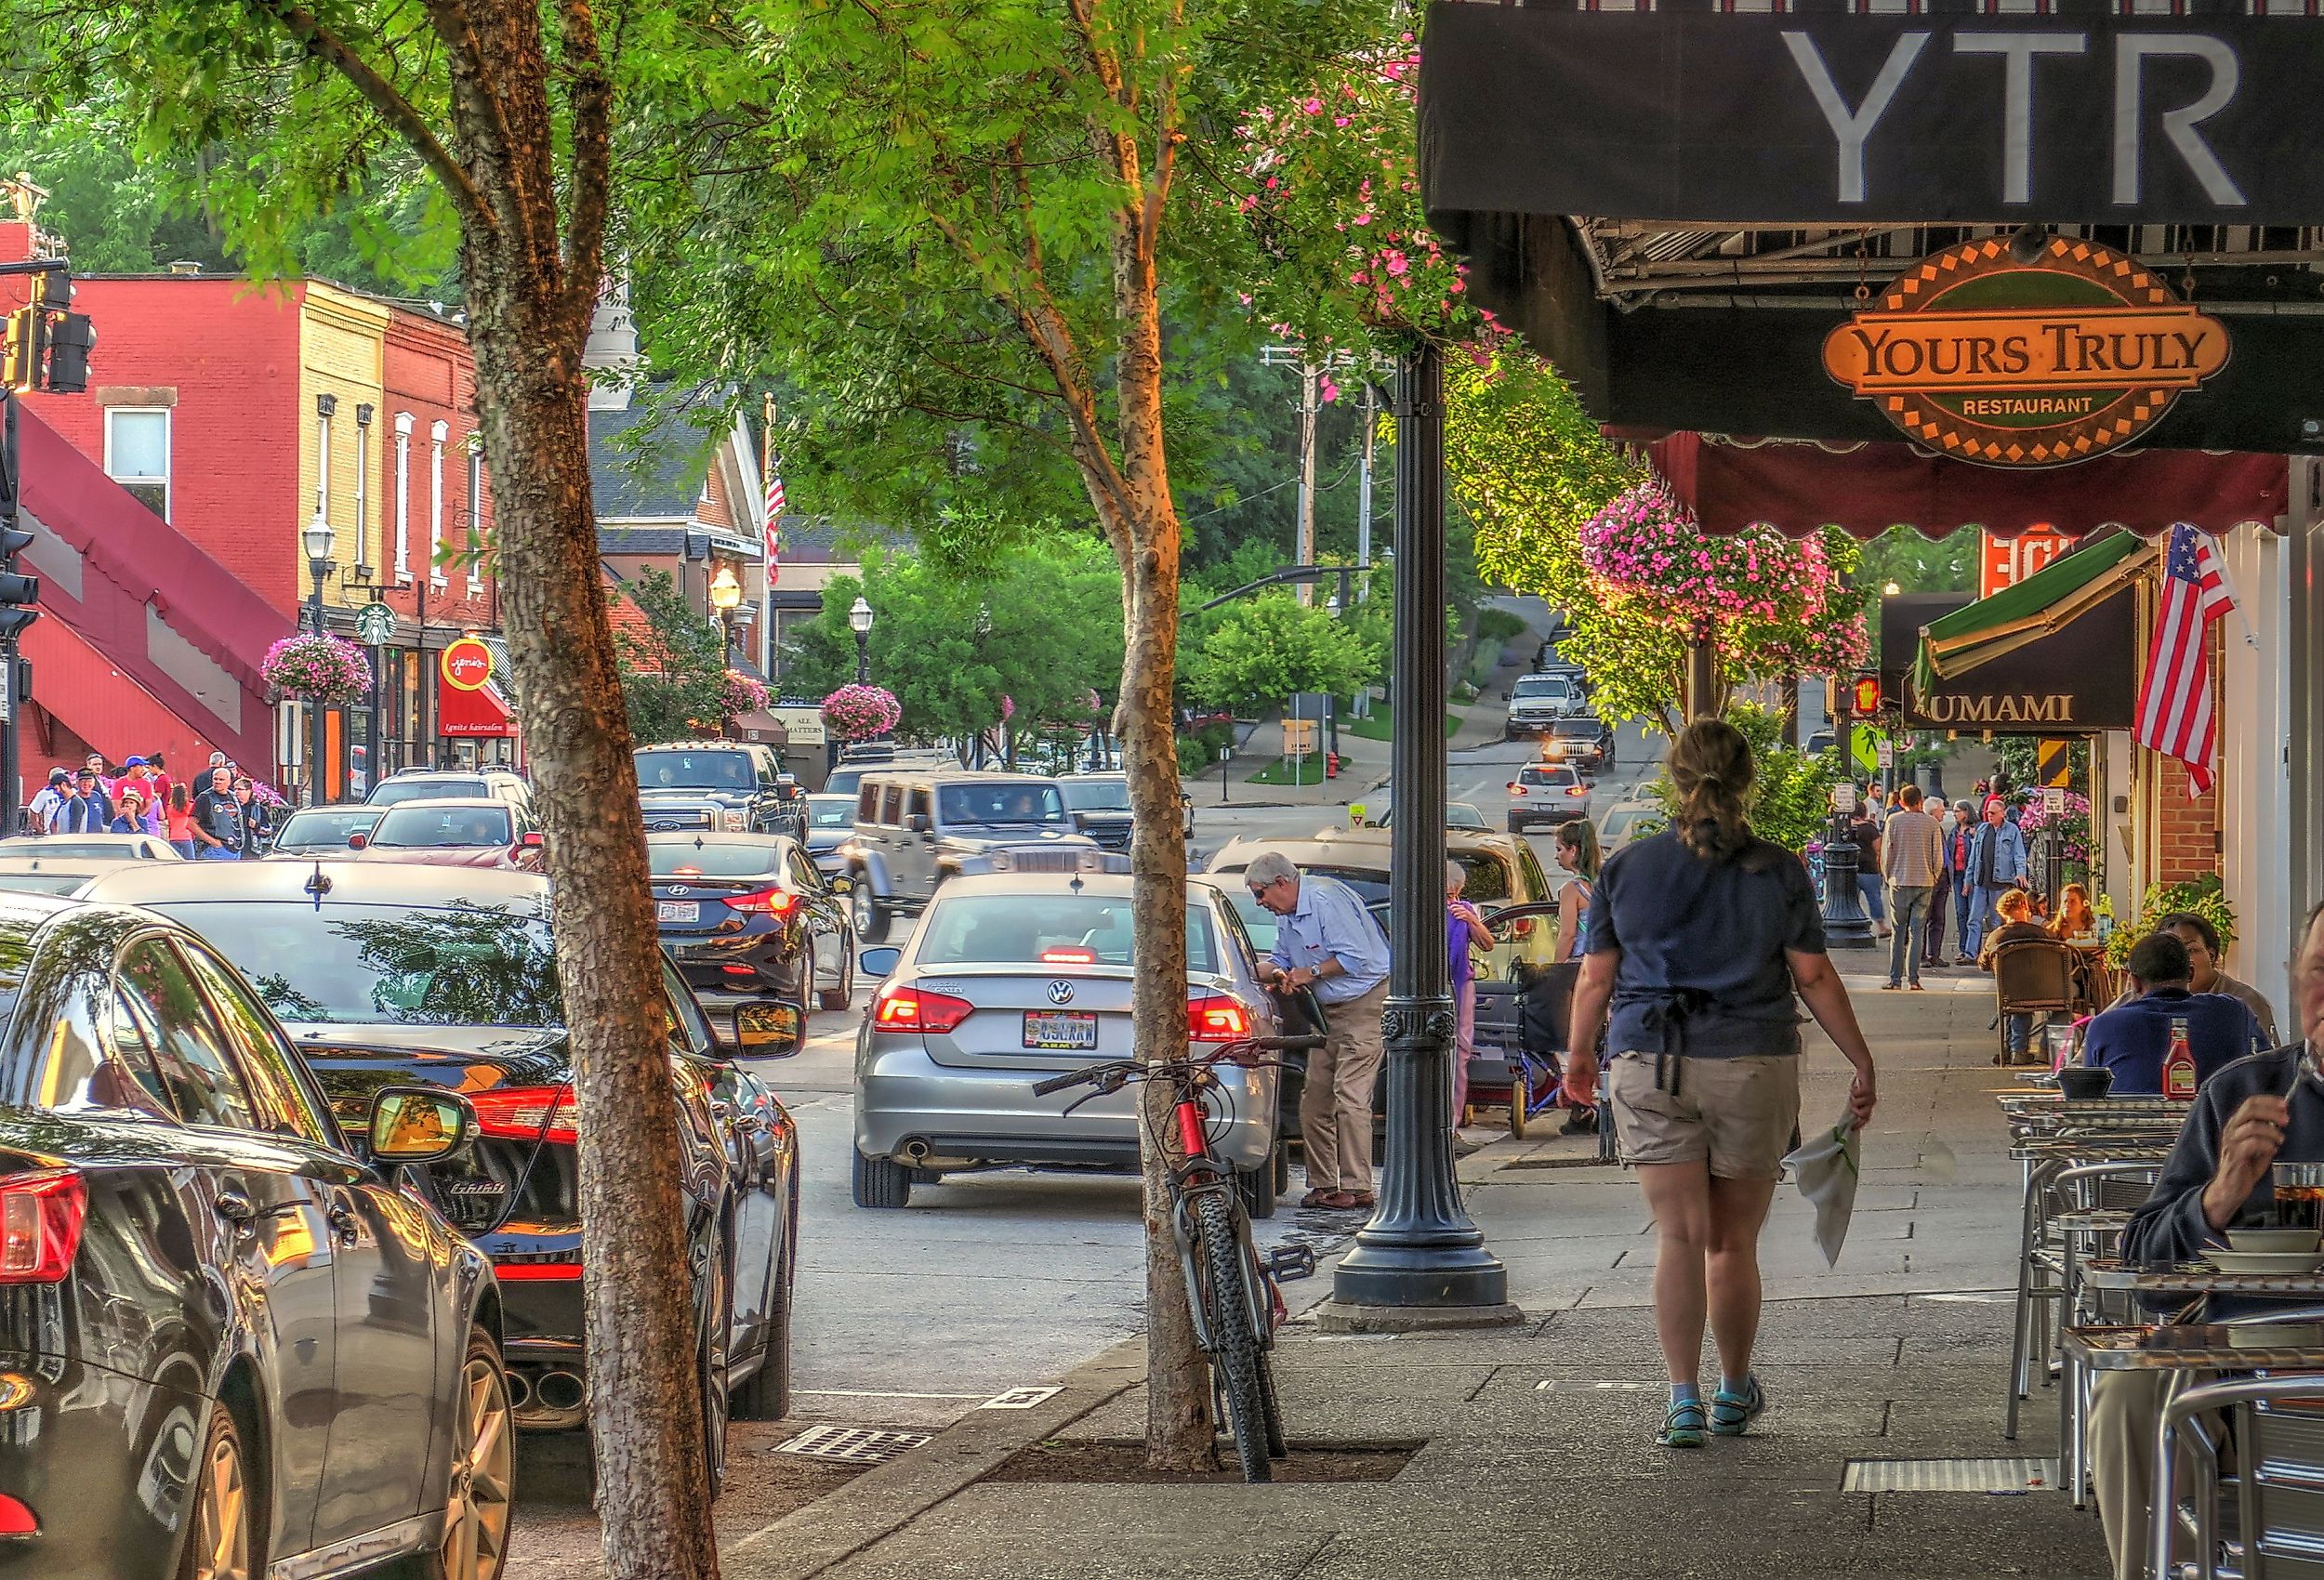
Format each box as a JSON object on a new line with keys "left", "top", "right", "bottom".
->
{"left": 18, "top": 749, "right": 281, "bottom": 857}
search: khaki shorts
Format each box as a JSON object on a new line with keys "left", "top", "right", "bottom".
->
{"left": 1607, "top": 1051, "right": 1802, "bottom": 1180}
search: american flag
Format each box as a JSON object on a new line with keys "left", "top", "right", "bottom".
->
{"left": 760, "top": 396, "right": 784, "bottom": 589}
{"left": 2134, "top": 522, "right": 2236, "bottom": 797}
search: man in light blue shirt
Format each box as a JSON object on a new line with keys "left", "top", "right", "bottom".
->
{"left": 1248, "top": 850, "right": 1391, "bottom": 1210}
{"left": 1963, "top": 799, "right": 2028, "bottom": 959}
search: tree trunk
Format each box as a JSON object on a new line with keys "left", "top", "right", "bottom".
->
{"left": 462, "top": 236, "right": 721, "bottom": 1580}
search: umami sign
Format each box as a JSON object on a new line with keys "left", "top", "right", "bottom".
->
{"left": 1823, "top": 237, "right": 2228, "bottom": 467}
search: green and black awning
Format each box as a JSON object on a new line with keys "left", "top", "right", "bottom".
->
{"left": 1912, "top": 533, "right": 2150, "bottom": 690}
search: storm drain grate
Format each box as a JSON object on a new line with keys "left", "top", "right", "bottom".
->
{"left": 773, "top": 1425, "right": 932, "bottom": 1466}
{"left": 1842, "top": 1457, "right": 2057, "bottom": 1494}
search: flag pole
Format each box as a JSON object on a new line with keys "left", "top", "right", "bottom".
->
{"left": 761, "top": 394, "right": 778, "bottom": 678}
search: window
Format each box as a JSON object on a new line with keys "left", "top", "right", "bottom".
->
{"left": 429, "top": 420, "right": 448, "bottom": 588}
{"left": 466, "top": 438, "right": 485, "bottom": 594}
{"left": 113, "top": 939, "right": 257, "bottom": 1131}
{"left": 104, "top": 408, "right": 170, "bottom": 520}
{"left": 182, "top": 944, "right": 335, "bottom": 1147}
{"left": 855, "top": 783, "right": 879, "bottom": 822}
{"left": 353, "top": 406, "right": 373, "bottom": 574}
{"left": 393, "top": 413, "right": 415, "bottom": 581}
{"left": 877, "top": 784, "right": 905, "bottom": 824}
{"left": 905, "top": 788, "right": 932, "bottom": 826}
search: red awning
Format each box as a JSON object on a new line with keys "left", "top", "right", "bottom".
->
{"left": 438, "top": 678, "right": 516, "bottom": 737}
{"left": 1643, "top": 433, "right": 2288, "bottom": 540}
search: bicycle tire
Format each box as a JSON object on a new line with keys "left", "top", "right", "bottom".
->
{"left": 1194, "top": 1191, "right": 1272, "bottom": 1482}
{"left": 1259, "top": 1347, "right": 1287, "bottom": 1459}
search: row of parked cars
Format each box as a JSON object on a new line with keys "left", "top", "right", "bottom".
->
{"left": 0, "top": 783, "right": 810, "bottom": 1574}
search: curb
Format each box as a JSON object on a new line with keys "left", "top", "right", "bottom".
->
{"left": 721, "top": 1337, "right": 1146, "bottom": 1580}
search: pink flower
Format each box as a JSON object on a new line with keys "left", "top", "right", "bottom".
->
{"left": 1302, "top": 98, "right": 1322, "bottom": 113}
{"left": 1384, "top": 251, "right": 1408, "bottom": 276}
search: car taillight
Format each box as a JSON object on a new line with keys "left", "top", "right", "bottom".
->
{"left": 1508, "top": 783, "right": 1527, "bottom": 796}
{"left": 0, "top": 1494, "right": 34, "bottom": 1534}
{"left": 1040, "top": 947, "right": 1096, "bottom": 965}
{"left": 495, "top": 1262, "right": 584, "bottom": 1282}
{"left": 873, "top": 984, "right": 975, "bottom": 1034}
{"left": 470, "top": 1086, "right": 578, "bottom": 1147}
{"left": 1567, "top": 786, "right": 1586, "bottom": 797}
{"left": 725, "top": 888, "right": 799, "bottom": 915}
{"left": 0, "top": 1169, "right": 85, "bottom": 1284}
{"left": 1187, "top": 994, "right": 1252, "bottom": 1043}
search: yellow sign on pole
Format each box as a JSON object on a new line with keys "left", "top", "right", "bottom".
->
{"left": 2036, "top": 737, "right": 2072, "bottom": 789}
{"left": 1281, "top": 718, "right": 1318, "bottom": 757}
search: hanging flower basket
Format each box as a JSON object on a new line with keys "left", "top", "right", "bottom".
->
{"left": 719, "top": 669, "right": 770, "bottom": 720}
{"left": 262, "top": 633, "right": 372, "bottom": 705}
{"left": 822, "top": 683, "right": 901, "bottom": 743}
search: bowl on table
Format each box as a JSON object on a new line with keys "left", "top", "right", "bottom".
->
{"left": 2226, "top": 1229, "right": 2324, "bottom": 1255}
{"left": 2057, "top": 1067, "right": 2115, "bottom": 1100}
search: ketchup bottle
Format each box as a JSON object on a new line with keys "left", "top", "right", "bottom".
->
{"left": 2161, "top": 1017, "right": 2197, "bottom": 1102}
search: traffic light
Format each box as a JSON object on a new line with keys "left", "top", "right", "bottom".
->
{"left": 1851, "top": 675, "right": 1883, "bottom": 715}
{"left": 0, "top": 309, "right": 30, "bottom": 394}
{"left": 42, "top": 312, "right": 91, "bottom": 395}
{"left": 0, "top": 529, "right": 34, "bottom": 642}
{"left": 0, "top": 269, "right": 93, "bottom": 394}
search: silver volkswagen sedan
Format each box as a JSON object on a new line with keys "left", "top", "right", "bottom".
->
{"left": 852, "top": 870, "right": 1287, "bottom": 1215}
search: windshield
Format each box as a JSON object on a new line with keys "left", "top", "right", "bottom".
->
{"left": 937, "top": 782, "right": 1066, "bottom": 826}
{"left": 373, "top": 805, "right": 513, "bottom": 849}
{"left": 805, "top": 796, "right": 853, "bottom": 829}
{"left": 370, "top": 777, "right": 488, "bottom": 807}
{"left": 132, "top": 900, "right": 562, "bottom": 1028}
{"left": 1512, "top": 677, "right": 1571, "bottom": 700}
{"left": 650, "top": 840, "right": 780, "bottom": 878}
{"left": 636, "top": 749, "right": 754, "bottom": 792}
{"left": 1518, "top": 766, "right": 1578, "bottom": 789}
{"left": 274, "top": 810, "right": 382, "bottom": 851}
{"left": 1057, "top": 780, "right": 1131, "bottom": 813}
{"left": 918, "top": 892, "right": 1217, "bottom": 971}
{"left": 0, "top": 871, "right": 95, "bottom": 897}
{"left": 1603, "top": 807, "right": 1651, "bottom": 836}
{"left": 1552, "top": 719, "right": 1601, "bottom": 737}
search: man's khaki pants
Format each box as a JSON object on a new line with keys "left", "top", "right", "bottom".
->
{"left": 2092, "top": 1369, "right": 2224, "bottom": 1580}
{"left": 1301, "top": 982, "right": 1389, "bottom": 1194}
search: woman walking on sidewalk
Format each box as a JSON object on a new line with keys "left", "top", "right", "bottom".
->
{"left": 1564, "top": 719, "right": 1879, "bottom": 1448}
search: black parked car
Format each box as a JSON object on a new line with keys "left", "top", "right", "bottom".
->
{"left": 79, "top": 861, "right": 800, "bottom": 1484}
{"left": 636, "top": 742, "right": 804, "bottom": 839}
{"left": 0, "top": 894, "right": 509, "bottom": 1579}
{"left": 649, "top": 831, "right": 855, "bottom": 1035}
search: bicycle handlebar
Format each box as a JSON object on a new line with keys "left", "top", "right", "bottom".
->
{"left": 1028, "top": 1035, "right": 1326, "bottom": 1098}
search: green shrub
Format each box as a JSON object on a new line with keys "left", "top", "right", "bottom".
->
{"left": 1176, "top": 736, "right": 1215, "bottom": 778}
{"left": 2106, "top": 874, "right": 2236, "bottom": 968}
{"left": 1473, "top": 608, "right": 1528, "bottom": 645}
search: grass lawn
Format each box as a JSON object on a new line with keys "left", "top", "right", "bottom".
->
{"left": 1245, "top": 757, "right": 1330, "bottom": 787}
{"left": 1340, "top": 706, "right": 1459, "bottom": 743}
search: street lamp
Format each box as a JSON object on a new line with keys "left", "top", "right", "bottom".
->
{"left": 850, "top": 596, "right": 874, "bottom": 685}
{"left": 708, "top": 562, "right": 744, "bottom": 739}
{"left": 1882, "top": 579, "right": 1903, "bottom": 597}
{"left": 302, "top": 514, "right": 335, "bottom": 805}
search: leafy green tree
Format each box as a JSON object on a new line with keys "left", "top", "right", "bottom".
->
{"left": 1857, "top": 525, "right": 1979, "bottom": 597}
{"left": 627, "top": 0, "right": 1399, "bottom": 1469}
{"left": 613, "top": 567, "right": 732, "bottom": 744}
{"left": 1186, "top": 593, "right": 1379, "bottom": 712}
{"left": 10, "top": 1, "right": 731, "bottom": 1568}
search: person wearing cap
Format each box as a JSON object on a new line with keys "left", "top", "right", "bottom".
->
{"left": 107, "top": 785, "right": 150, "bottom": 836}
{"left": 24, "top": 768, "right": 69, "bottom": 835}
{"left": 116, "top": 758, "right": 164, "bottom": 835}
{"left": 57, "top": 770, "right": 112, "bottom": 835}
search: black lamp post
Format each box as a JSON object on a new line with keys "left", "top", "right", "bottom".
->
{"left": 850, "top": 595, "right": 873, "bottom": 686}
{"left": 709, "top": 561, "right": 744, "bottom": 740}
{"left": 1323, "top": 340, "right": 1516, "bottom": 1329}
{"left": 302, "top": 514, "right": 335, "bottom": 805}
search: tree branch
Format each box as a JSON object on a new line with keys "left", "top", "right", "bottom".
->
{"left": 245, "top": 0, "right": 491, "bottom": 226}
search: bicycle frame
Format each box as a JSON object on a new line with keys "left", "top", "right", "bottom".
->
{"left": 1162, "top": 1071, "right": 1278, "bottom": 1357}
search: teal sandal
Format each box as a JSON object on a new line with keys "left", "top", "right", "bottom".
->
{"left": 1710, "top": 1376, "right": 1766, "bottom": 1436}
{"left": 1658, "top": 1396, "right": 1708, "bottom": 1449}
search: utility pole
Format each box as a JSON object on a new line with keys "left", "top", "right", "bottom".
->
{"left": 1294, "top": 361, "right": 1318, "bottom": 604}
{"left": 1356, "top": 379, "right": 1378, "bottom": 591}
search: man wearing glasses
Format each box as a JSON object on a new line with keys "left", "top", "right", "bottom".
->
{"left": 1246, "top": 850, "right": 1392, "bottom": 1211}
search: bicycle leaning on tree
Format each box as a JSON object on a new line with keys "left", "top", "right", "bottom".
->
{"left": 1032, "top": 1033, "right": 1323, "bottom": 1481}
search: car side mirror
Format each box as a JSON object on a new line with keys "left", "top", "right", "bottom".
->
{"left": 859, "top": 945, "right": 902, "bottom": 978}
{"left": 521, "top": 831, "right": 544, "bottom": 849}
{"left": 347, "top": 832, "right": 368, "bottom": 849}
{"left": 367, "top": 1086, "right": 475, "bottom": 1164}
{"left": 905, "top": 813, "right": 931, "bottom": 835}
{"left": 731, "top": 1001, "right": 803, "bottom": 1058}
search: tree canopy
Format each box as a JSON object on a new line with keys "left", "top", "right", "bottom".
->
{"left": 1184, "top": 592, "right": 1379, "bottom": 711}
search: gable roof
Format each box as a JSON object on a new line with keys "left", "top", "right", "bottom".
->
{"left": 590, "top": 405, "right": 716, "bottom": 521}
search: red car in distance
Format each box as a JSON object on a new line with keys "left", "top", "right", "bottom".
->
{"left": 350, "top": 797, "right": 545, "bottom": 871}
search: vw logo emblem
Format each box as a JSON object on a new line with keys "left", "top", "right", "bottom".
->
{"left": 668, "top": 885, "right": 691, "bottom": 896}
{"left": 1046, "top": 981, "right": 1075, "bottom": 1006}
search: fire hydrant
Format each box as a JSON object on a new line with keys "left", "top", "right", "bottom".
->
{"left": 1325, "top": 752, "right": 1340, "bottom": 779}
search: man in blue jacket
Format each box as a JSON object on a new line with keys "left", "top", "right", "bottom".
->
{"left": 2082, "top": 933, "right": 2265, "bottom": 1093}
{"left": 2087, "top": 903, "right": 2324, "bottom": 1579}
{"left": 1961, "top": 799, "right": 2027, "bottom": 959}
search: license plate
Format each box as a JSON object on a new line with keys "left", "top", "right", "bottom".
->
{"left": 656, "top": 901, "right": 700, "bottom": 923}
{"left": 1023, "top": 1011, "right": 1098, "bottom": 1049}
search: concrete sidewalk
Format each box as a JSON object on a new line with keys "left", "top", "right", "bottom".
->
{"left": 722, "top": 960, "right": 2108, "bottom": 1580}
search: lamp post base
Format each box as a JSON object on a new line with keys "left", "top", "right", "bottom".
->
{"left": 1311, "top": 1297, "right": 1525, "bottom": 1336}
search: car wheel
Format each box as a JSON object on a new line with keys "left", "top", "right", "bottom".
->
{"left": 849, "top": 880, "right": 890, "bottom": 944}
{"left": 731, "top": 1263, "right": 793, "bottom": 1422}
{"left": 178, "top": 1400, "right": 262, "bottom": 1580}
{"left": 416, "top": 1326, "right": 514, "bottom": 1580}
{"left": 818, "top": 940, "right": 854, "bottom": 1012}
{"left": 852, "top": 1148, "right": 912, "bottom": 1208}
{"left": 1237, "top": 1148, "right": 1280, "bottom": 1220}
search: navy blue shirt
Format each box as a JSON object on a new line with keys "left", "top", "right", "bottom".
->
{"left": 1586, "top": 827, "right": 1826, "bottom": 1059}
{"left": 2083, "top": 986, "right": 2265, "bottom": 1095}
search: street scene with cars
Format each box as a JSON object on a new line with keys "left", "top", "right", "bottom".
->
{"left": 3, "top": 4, "right": 2324, "bottom": 1579}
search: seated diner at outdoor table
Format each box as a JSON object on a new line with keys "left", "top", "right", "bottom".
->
{"left": 2086, "top": 901, "right": 2324, "bottom": 1580}
{"left": 1979, "top": 888, "right": 2055, "bottom": 1060}
{"left": 2107, "top": 909, "right": 2281, "bottom": 1047}
{"left": 2081, "top": 932, "right": 2266, "bottom": 1095}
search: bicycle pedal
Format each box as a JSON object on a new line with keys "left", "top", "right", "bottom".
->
{"left": 1263, "top": 1244, "right": 1317, "bottom": 1283}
